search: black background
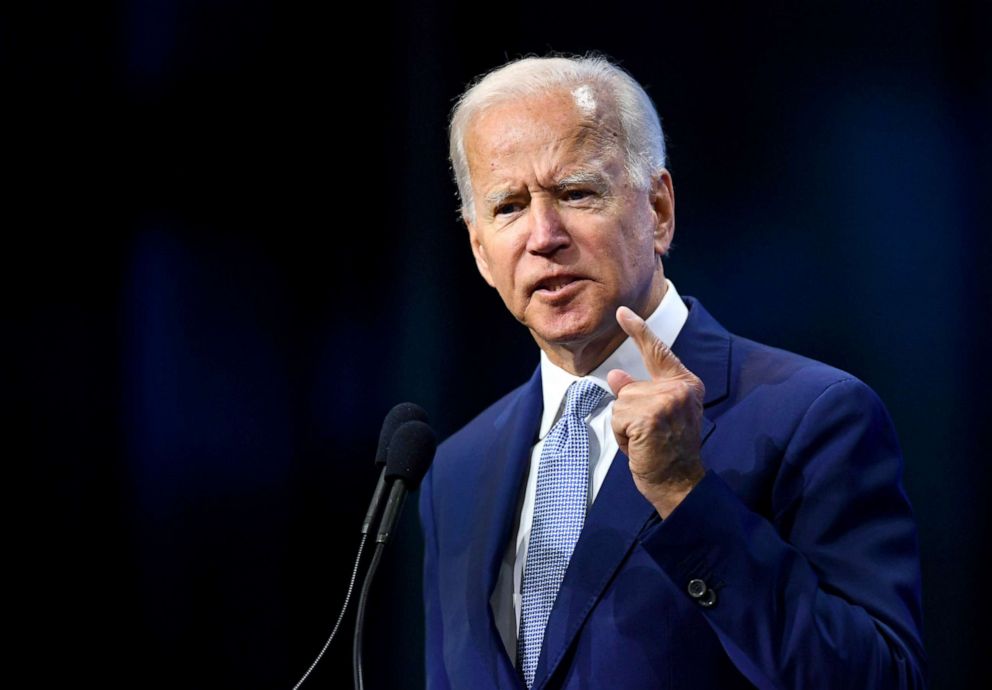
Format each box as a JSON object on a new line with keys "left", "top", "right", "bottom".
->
{"left": 8, "top": 1, "right": 991, "bottom": 687}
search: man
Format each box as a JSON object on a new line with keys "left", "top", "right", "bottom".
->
{"left": 419, "top": 54, "right": 926, "bottom": 689}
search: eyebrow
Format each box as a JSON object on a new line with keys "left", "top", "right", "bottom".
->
{"left": 482, "top": 169, "right": 612, "bottom": 209}
{"left": 554, "top": 169, "right": 610, "bottom": 192}
{"left": 483, "top": 188, "right": 516, "bottom": 209}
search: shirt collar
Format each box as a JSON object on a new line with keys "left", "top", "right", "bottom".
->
{"left": 537, "top": 279, "right": 689, "bottom": 439}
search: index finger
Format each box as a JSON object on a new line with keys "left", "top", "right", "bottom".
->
{"left": 616, "top": 305, "right": 685, "bottom": 380}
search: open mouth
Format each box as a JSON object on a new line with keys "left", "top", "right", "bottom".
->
{"left": 532, "top": 275, "right": 584, "bottom": 298}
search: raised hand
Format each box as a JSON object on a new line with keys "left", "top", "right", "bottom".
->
{"left": 606, "top": 306, "right": 706, "bottom": 518}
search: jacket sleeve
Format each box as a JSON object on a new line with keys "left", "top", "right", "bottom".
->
{"left": 638, "top": 378, "right": 927, "bottom": 689}
{"left": 419, "top": 466, "right": 454, "bottom": 690}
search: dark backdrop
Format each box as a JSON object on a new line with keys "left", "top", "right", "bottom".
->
{"left": 9, "top": 1, "right": 990, "bottom": 687}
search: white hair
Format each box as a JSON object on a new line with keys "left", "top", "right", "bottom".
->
{"left": 449, "top": 54, "right": 667, "bottom": 223}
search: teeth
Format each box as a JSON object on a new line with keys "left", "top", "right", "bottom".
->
{"left": 541, "top": 278, "right": 573, "bottom": 291}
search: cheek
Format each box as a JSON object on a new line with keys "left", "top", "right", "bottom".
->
{"left": 482, "top": 253, "right": 520, "bottom": 304}
{"left": 618, "top": 219, "right": 657, "bottom": 261}
{"left": 488, "top": 242, "right": 525, "bottom": 290}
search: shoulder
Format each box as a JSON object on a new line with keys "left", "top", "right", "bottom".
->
{"left": 679, "top": 295, "right": 879, "bottom": 415}
{"left": 722, "top": 332, "right": 897, "bottom": 453}
{"left": 686, "top": 306, "right": 906, "bottom": 517}
{"left": 680, "top": 294, "right": 894, "bottom": 439}
{"left": 730, "top": 332, "right": 862, "bottom": 397}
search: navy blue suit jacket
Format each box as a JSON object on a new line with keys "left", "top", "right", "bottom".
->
{"left": 419, "top": 296, "right": 926, "bottom": 689}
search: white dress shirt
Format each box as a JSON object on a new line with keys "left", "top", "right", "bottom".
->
{"left": 490, "top": 279, "right": 690, "bottom": 662}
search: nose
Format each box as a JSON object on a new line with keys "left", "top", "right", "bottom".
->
{"left": 525, "top": 199, "right": 570, "bottom": 256}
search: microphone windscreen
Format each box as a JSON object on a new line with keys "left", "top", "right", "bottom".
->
{"left": 384, "top": 420, "right": 436, "bottom": 489}
{"left": 376, "top": 403, "right": 429, "bottom": 467}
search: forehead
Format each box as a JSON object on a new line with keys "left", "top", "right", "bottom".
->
{"left": 463, "top": 88, "right": 623, "bottom": 186}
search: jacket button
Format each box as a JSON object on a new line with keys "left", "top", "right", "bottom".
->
{"left": 687, "top": 579, "right": 707, "bottom": 598}
{"left": 698, "top": 588, "right": 717, "bottom": 607}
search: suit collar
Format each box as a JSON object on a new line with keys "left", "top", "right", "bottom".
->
{"left": 672, "top": 295, "right": 731, "bottom": 408}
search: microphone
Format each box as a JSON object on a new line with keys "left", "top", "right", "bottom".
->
{"left": 376, "top": 420, "right": 437, "bottom": 544}
{"left": 292, "top": 403, "right": 428, "bottom": 690}
{"left": 354, "top": 419, "right": 436, "bottom": 690}
{"left": 361, "top": 403, "right": 428, "bottom": 536}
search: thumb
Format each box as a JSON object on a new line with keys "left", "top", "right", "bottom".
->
{"left": 607, "top": 368, "right": 637, "bottom": 397}
{"left": 616, "top": 305, "right": 689, "bottom": 381}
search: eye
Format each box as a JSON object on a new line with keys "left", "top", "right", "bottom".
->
{"left": 495, "top": 202, "right": 522, "bottom": 216}
{"left": 563, "top": 189, "right": 593, "bottom": 201}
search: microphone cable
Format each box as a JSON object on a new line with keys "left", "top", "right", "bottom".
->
{"left": 292, "top": 533, "right": 368, "bottom": 690}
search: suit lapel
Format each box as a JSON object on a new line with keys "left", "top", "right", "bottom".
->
{"left": 531, "top": 445, "right": 656, "bottom": 689}
{"left": 532, "top": 296, "right": 730, "bottom": 689}
{"left": 468, "top": 366, "right": 543, "bottom": 689}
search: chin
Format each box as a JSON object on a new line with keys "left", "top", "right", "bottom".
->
{"left": 529, "top": 312, "right": 609, "bottom": 348}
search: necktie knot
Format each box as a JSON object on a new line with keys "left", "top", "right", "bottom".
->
{"left": 562, "top": 379, "right": 606, "bottom": 421}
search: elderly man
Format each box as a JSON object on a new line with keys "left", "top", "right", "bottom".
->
{"left": 418, "top": 55, "right": 926, "bottom": 689}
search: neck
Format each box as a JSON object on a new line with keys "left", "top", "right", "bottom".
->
{"left": 537, "top": 274, "right": 668, "bottom": 375}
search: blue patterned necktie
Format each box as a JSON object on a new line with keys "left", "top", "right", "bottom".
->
{"left": 517, "top": 379, "right": 607, "bottom": 688}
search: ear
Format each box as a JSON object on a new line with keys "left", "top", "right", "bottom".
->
{"left": 465, "top": 213, "right": 496, "bottom": 288}
{"left": 649, "top": 169, "right": 676, "bottom": 256}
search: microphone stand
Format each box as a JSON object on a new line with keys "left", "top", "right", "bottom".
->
{"left": 352, "top": 541, "right": 386, "bottom": 690}
{"left": 352, "top": 419, "right": 433, "bottom": 690}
